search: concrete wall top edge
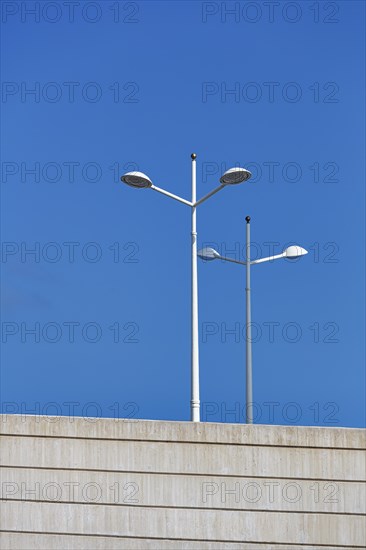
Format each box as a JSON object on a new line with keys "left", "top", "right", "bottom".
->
{"left": 1, "top": 415, "right": 365, "bottom": 449}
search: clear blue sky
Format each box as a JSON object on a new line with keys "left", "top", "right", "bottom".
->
{"left": 1, "top": 1, "right": 365, "bottom": 427}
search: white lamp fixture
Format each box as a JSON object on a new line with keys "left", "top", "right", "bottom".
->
{"left": 220, "top": 167, "right": 252, "bottom": 185}
{"left": 121, "top": 171, "right": 153, "bottom": 189}
{"left": 284, "top": 245, "right": 308, "bottom": 259}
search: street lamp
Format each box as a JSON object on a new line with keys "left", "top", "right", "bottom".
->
{"left": 198, "top": 216, "right": 308, "bottom": 424}
{"left": 121, "top": 155, "right": 252, "bottom": 422}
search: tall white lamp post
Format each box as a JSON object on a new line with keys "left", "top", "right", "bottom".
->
{"left": 120, "top": 156, "right": 252, "bottom": 422}
{"left": 198, "top": 216, "right": 308, "bottom": 424}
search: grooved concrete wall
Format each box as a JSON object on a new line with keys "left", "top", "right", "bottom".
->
{"left": 0, "top": 415, "right": 365, "bottom": 549}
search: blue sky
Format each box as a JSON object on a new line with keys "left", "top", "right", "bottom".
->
{"left": 1, "top": 1, "right": 365, "bottom": 427}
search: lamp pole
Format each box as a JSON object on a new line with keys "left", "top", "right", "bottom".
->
{"left": 120, "top": 157, "right": 252, "bottom": 422}
{"left": 198, "top": 227, "right": 308, "bottom": 424}
{"left": 245, "top": 215, "right": 253, "bottom": 424}
{"left": 191, "top": 153, "right": 200, "bottom": 422}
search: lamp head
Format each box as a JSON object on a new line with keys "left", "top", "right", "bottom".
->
{"left": 198, "top": 247, "right": 221, "bottom": 261}
{"left": 284, "top": 245, "right": 308, "bottom": 259}
{"left": 220, "top": 167, "right": 252, "bottom": 185}
{"left": 120, "top": 171, "right": 152, "bottom": 189}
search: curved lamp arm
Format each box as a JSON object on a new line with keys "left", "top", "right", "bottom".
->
{"left": 150, "top": 183, "right": 228, "bottom": 208}
{"left": 194, "top": 184, "right": 226, "bottom": 207}
{"left": 150, "top": 185, "right": 193, "bottom": 207}
{"left": 251, "top": 253, "right": 285, "bottom": 265}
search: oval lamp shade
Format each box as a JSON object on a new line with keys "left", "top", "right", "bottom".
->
{"left": 121, "top": 171, "right": 152, "bottom": 188}
{"left": 285, "top": 245, "right": 308, "bottom": 259}
{"left": 220, "top": 167, "right": 252, "bottom": 185}
{"left": 198, "top": 247, "right": 220, "bottom": 261}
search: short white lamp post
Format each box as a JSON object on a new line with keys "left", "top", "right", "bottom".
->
{"left": 198, "top": 216, "right": 308, "bottom": 424}
{"left": 120, "top": 156, "right": 252, "bottom": 422}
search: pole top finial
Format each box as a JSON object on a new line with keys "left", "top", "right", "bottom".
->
{"left": 191, "top": 153, "right": 197, "bottom": 160}
{"left": 245, "top": 216, "right": 251, "bottom": 223}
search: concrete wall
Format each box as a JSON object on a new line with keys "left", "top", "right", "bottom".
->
{"left": 0, "top": 415, "right": 365, "bottom": 549}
